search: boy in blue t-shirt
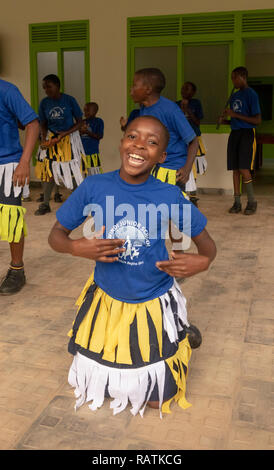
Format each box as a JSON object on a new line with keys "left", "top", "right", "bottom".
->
{"left": 80, "top": 102, "right": 104, "bottom": 175}
{"left": 48, "top": 115, "right": 216, "bottom": 417}
{"left": 129, "top": 68, "right": 198, "bottom": 192}
{"left": 220, "top": 66, "right": 261, "bottom": 215}
{"left": 176, "top": 81, "right": 207, "bottom": 207}
{"left": 0, "top": 79, "right": 39, "bottom": 294}
{"left": 35, "top": 74, "right": 84, "bottom": 215}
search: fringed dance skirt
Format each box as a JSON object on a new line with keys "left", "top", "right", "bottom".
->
{"left": 35, "top": 130, "right": 85, "bottom": 190}
{"left": 67, "top": 273, "right": 192, "bottom": 418}
{"left": 81, "top": 153, "right": 103, "bottom": 176}
{"left": 0, "top": 162, "right": 27, "bottom": 243}
{"left": 151, "top": 165, "right": 195, "bottom": 194}
{"left": 195, "top": 136, "right": 207, "bottom": 176}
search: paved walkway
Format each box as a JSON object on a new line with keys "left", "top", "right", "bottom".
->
{"left": 0, "top": 184, "right": 273, "bottom": 450}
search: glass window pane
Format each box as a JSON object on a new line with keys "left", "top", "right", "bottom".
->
{"left": 183, "top": 44, "right": 229, "bottom": 124}
{"left": 134, "top": 46, "right": 177, "bottom": 101}
{"left": 63, "top": 50, "right": 86, "bottom": 108}
{"left": 37, "top": 52, "right": 58, "bottom": 103}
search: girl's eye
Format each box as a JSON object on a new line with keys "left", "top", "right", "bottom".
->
{"left": 127, "top": 134, "right": 136, "bottom": 139}
{"left": 148, "top": 140, "right": 158, "bottom": 145}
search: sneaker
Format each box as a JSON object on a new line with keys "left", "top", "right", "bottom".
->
{"left": 34, "top": 203, "right": 51, "bottom": 215}
{"left": 54, "top": 193, "right": 63, "bottom": 203}
{"left": 244, "top": 201, "right": 257, "bottom": 215}
{"left": 185, "top": 324, "right": 202, "bottom": 349}
{"left": 0, "top": 267, "right": 26, "bottom": 295}
{"left": 228, "top": 201, "right": 242, "bottom": 213}
{"left": 36, "top": 193, "right": 44, "bottom": 202}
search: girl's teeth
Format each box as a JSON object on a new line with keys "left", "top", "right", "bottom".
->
{"left": 129, "top": 154, "right": 144, "bottom": 161}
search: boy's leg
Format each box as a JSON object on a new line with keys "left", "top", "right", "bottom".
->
{"left": 0, "top": 174, "right": 26, "bottom": 295}
{"left": 35, "top": 179, "right": 54, "bottom": 215}
{"left": 239, "top": 129, "right": 257, "bottom": 215}
{"left": 0, "top": 235, "right": 26, "bottom": 295}
{"left": 228, "top": 131, "right": 242, "bottom": 213}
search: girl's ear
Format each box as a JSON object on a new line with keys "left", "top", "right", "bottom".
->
{"left": 159, "top": 151, "right": 167, "bottom": 164}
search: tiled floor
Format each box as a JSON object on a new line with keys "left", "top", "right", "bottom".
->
{"left": 0, "top": 176, "right": 273, "bottom": 450}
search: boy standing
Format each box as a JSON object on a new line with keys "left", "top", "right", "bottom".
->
{"left": 130, "top": 68, "right": 198, "bottom": 192}
{"left": 0, "top": 79, "right": 39, "bottom": 294}
{"left": 220, "top": 67, "right": 261, "bottom": 215}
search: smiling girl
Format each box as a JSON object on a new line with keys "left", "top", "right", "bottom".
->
{"left": 48, "top": 116, "right": 216, "bottom": 417}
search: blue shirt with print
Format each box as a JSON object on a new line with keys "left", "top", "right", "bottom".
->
{"left": 56, "top": 170, "right": 207, "bottom": 303}
{"left": 81, "top": 117, "right": 104, "bottom": 155}
{"left": 0, "top": 79, "right": 38, "bottom": 164}
{"left": 39, "top": 93, "right": 82, "bottom": 133}
{"left": 139, "top": 96, "right": 196, "bottom": 170}
{"left": 176, "top": 99, "right": 204, "bottom": 136}
{"left": 230, "top": 87, "right": 261, "bottom": 130}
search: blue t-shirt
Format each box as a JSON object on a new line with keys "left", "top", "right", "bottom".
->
{"left": 139, "top": 96, "right": 196, "bottom": 170}
{"left": 176, "top": 99, "right": 204, "bottom": 136}
{"left": 39, "top": 93, "right": 82, "bottom": 133}
{"left": 56, "top": 170, "right": 207, "bottom": 303}
{"left": 0, "top": 79, "right": 38, "bottom": 164}
{"left": 230, "top": 87, "right": 261, "bottom": 130}
{"left": 81, "top": 117, "right": 104, "bottom": 155}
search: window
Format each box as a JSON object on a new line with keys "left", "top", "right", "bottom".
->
{"left": 127, "top": 9, "right": 274, "bottom": 133}
{"left": 29, "top": 21, "right": 90, "bottom": 111}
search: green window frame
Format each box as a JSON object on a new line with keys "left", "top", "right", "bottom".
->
{"left": 127, "top": 9, "right": 274, "bottom": 134}
{"left": 29, "top": 20, "right": 90, "bottom": 112}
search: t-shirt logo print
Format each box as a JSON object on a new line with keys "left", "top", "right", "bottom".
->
{"left": 107, "top": 219, "right": 151, "bottom": 266}
{"left": 232, "top": 100, "right": 242, "bottom": 113}
{"left": 49, "top": 107, "right": 65, "bottom": 120}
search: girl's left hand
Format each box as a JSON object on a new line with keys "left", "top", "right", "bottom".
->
{"left": 156, "top": 251, "right": 210, "bottom": 277}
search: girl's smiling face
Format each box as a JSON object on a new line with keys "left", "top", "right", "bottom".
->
{"left": 119, "top": 117, "right": 167, "bottom": 184}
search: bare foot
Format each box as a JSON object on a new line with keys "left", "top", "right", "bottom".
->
{"left": 147, "top": 401, "right": 159, "bottom": 409}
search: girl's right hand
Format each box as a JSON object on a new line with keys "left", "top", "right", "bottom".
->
{"left": 71, "top": 227, "right": 125, "bottom": 262}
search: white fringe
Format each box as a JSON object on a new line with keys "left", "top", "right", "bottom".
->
{"left": 0, "top": 162, "right": 28, "bottom": 198}
{"left": 68, "top": 352, "right": 166, "bottom": 418}
{"left": 195, "top": 156, "right": 207, "bottom": 175}
{"left": 36, "top": 130, "right": 85, "bottom": 189}
{"left": 52, "top": 160, "right": 83, "bottom": 190}
{"left": 87, "top": 167, "right": 101, "bottom": 176}
{"left": 185, "top": 169, "right": 197, "bottom": 192}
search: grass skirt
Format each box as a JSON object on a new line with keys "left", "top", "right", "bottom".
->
{"left": 35, "top": 131, "right": 85, "bottom": 190}
{"left": 0, "top": 163, "right": 27, "bottom": 242}
{"left": 67, "top": 273, "right": 192, "bottom": 417}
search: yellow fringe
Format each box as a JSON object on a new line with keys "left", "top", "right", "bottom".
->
{"left": 151, "top": 166, "right": 188, "bottom": 198}
{"left": 0, "top": 204, "right": 27, "bottom": 243}
{"left": 162, "top": 336, "right": 192, "bottom": 413}
{"left": 35, "top": 159, "right": 53, "bottom": 182}
{"left": 68, "top": 274, "right": 165, "bottom": 366}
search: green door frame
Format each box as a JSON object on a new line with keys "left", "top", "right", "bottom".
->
{"left": 29, "top": 20, "right": 90, "bottom": 112}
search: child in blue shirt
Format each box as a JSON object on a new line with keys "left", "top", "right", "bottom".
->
{"left": 130, "top": 68, "right": 198, "bottom": 192}
{"left": 0, "top": 79, "right": 39, "bottom": 294}
{"left": 48, "top": 115, "right": 216, "bottom": 417}
{"left": 35, "top": 74, "right": 84, "bottom": 215}
{"left": 176, "top": 81, "right": 207, "bottom": 207}
{"left": 80, "top": 102, "right": 104, "bottom": 175}
{"left": 219, "top": 67, "right": 261, "bottom": 215}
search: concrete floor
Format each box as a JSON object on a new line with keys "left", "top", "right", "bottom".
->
{"left": 0, "top": 166, "right": 273, "bottom": 450}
